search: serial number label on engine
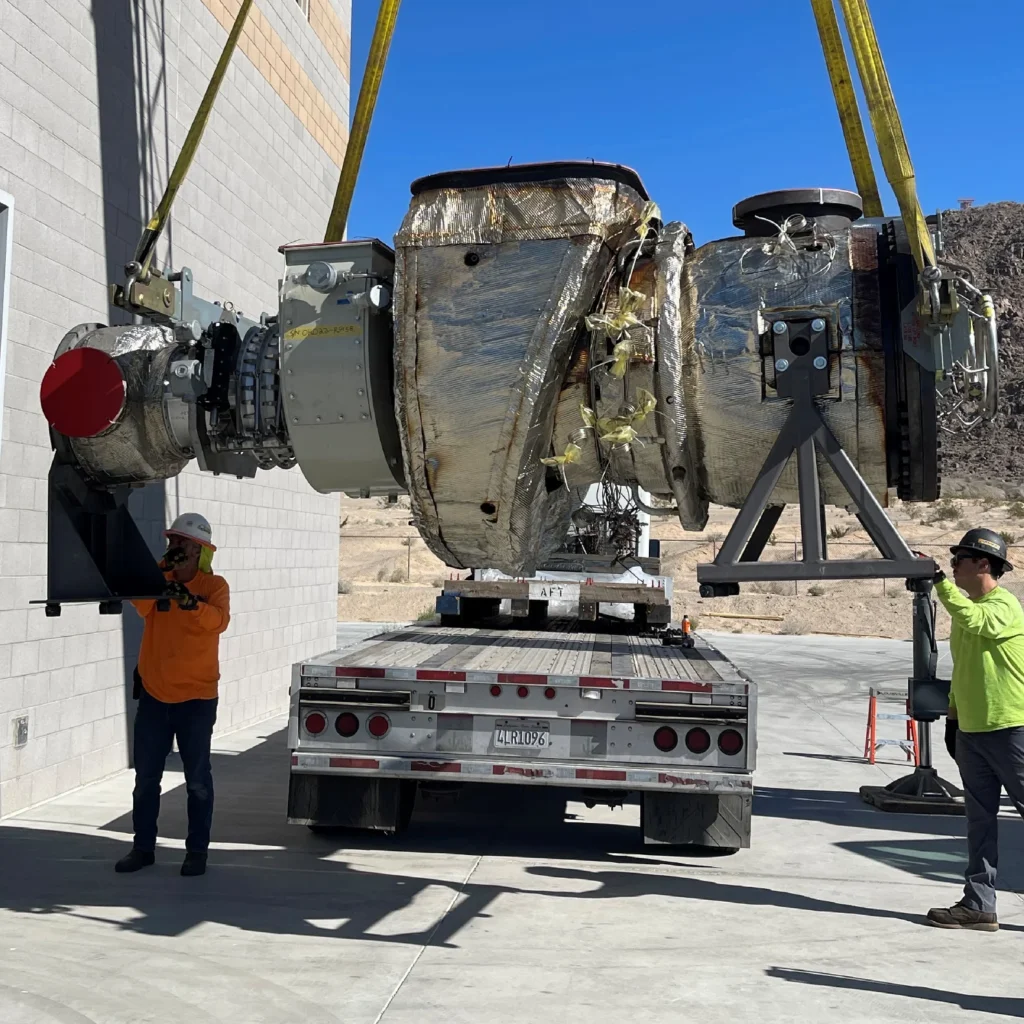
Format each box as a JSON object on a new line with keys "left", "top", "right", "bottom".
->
{"left": 493, "top": 719, "right": 551, "bottom": 750}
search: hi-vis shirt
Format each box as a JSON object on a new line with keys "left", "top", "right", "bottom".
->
{"left": 131, "top": 571, "right": 230, "bottom": 703}
{"left": 935, "top": 578, "right": 1024, "bottom": 733}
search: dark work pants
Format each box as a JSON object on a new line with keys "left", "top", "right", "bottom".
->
{"left": 956, "top": 726, "right": 1024, "bottom": 913}
{"left": 132, "top": 688, "right": 219, "bottom": 854}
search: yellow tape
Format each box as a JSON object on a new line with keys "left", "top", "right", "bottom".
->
{"left": 635, "top": 201, "right": 661, "bottom": 239}
{"left": 133, "top": 0, "right": 254, "bottom": 274}
{"left": 579, "top": 388, "right": 657, "bottom": 446}
{"left": 809, "top": 0, "right": 883, "bottom": 217}
{"left": 284, "top": 324, "right": 361, "bottom": 341}
{"left": 835, "top": 0, "right": 936, "bottom": 273}
{"left": 540, "top": 442, "right": 582, "bottom": 468}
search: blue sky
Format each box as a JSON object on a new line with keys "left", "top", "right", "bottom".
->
{"left": 345, "top": 0, "right": 1024, "bottom": 245}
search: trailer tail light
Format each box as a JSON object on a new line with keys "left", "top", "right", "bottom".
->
{"left": 304, "top": 711, "right": 328, "bottom": 735}
{"left": 653, "top": 726, "right": 678, "bottom": 752}
{"left": 517, "top": 686, "right": 530, "bottom": 699}
{"left": 718, "top": 729, "right": 744, "bottom": 755}
{"left": 367, "top": 714, "right": 390, "bottom": 738}
{"left": 685, "top": 727, "right": 711, "bottom": 754}
{"left": 490, "top": 685, "right": 502, "bottom": 698}
{"left": 544, "top": 687, "right": 556, "bottom": 700}
{"left": 336, "top": 712, "right": 359, "bottom": 737}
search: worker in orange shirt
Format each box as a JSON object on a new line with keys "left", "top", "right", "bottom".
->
{"left": 114, "top": 513, "right": 230, "bottom": 877}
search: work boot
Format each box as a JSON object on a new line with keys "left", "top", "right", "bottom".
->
{"left": 926, "top": 902, "right": 998, "bottom": 931}
{"left": 114, "top": 848, "right": 155, "bottom": 874}
{"left": 180, "top": 852, "right": 208, "bottom": 877}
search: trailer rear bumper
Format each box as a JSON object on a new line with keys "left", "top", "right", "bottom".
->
{"left": 290, "top": 751, "right": 751, "bottom": 795}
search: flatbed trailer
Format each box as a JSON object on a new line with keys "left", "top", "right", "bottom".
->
{"left": 288, "top": 619, "right": 756, "bottom": 850}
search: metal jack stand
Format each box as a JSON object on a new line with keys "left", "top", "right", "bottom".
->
{"left": 697, "top": 315, "right": 934, "bottom": 594}
{"left": 695, "top": 313, "right": 962, "bottom": 813}
{"left": 860, "top": 581, "right": 964, "bottom": 813}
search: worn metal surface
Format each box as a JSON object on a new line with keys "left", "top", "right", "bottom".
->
{"left": 280, "top": 239, "right": 404, "bottom": 496}
{"left": 393, "top": 172, "right": 648, "bottom": 575}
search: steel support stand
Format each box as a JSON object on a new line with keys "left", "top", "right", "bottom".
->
{"left": 691, "top": 313, "right": 962, "bottom": 813}
{"left": 860, "top": 580, "right": 964, "bottom": 813}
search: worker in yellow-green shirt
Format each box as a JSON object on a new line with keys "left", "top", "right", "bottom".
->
{"left": 923, "top": 528, "right": 1024, "bottom": 933}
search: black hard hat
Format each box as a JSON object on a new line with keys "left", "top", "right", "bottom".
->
{"left": 950, "top": 528, "right": 1014, "bottom": 572}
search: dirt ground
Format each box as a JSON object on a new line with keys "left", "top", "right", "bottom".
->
{"left": 337, "top": 494, "right": 1024, "bottom": 641}
{"left": 936, "top": 202, "right": 1024, "bottom": 492}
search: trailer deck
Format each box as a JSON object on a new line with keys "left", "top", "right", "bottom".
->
{"left": 300, "top": 620, "right": 744, "bottom": 690}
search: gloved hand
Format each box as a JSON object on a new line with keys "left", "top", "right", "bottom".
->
{"left": 160, "top": 545, "right": 189, "bottom": 571}
{"left": 912, "top": 551, "right": 945, "bottom": 584}
{"left": 945, "top": 717, "right": 959, "bottom": 760}
{"left": 165, "top": 580, "right": 199, "bottom": 611}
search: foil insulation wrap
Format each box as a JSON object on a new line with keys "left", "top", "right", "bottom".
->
{"left": 394, "top": 175, "right": 649, "bottom": 574}
{"left": 679, "top": 227, "right": 888, "bottom": 508}
{"left": 56, "top": 323, "right": 190, "bottom": 486}
{"left": 651, "top": 222, "right": 707, "bottom": 528}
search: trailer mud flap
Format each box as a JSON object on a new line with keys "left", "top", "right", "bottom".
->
{"left": 288, "top": 774, "right": 416, "bottom": 833}
{"left": 641, "top": 791, "right": 751, "bottom": 851}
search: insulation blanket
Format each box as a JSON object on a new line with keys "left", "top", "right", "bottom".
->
{"left": 394, "top": 175, "right": 648, "bottom": 574}
{"left": 59, "top": 324, "right": 190, "bottom": 486}
{"left": 679, "top": 229, "right": 889, "bottom": 508}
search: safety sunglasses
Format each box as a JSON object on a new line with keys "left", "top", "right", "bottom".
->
{"left": 950, "top": 551, "right": 982, "bottom": 567}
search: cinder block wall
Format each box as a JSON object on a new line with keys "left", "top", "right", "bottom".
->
{"left": 0, "top": 0, "right": 350, "bottom": 816}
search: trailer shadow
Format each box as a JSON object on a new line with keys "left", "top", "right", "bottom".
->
{"left": 7, "top": 727, "right": 1021, "bottom": 949}
{"left": 97, "top": 726, "right": 724, "bottom": 866}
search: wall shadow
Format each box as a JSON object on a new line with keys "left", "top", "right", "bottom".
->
{"left": 92, "top": 0, "right": 169, "bottom": 767}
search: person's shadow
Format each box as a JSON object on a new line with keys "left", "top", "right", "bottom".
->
{"left": 524, "top": 864, "right": 1024, "bottom": 932}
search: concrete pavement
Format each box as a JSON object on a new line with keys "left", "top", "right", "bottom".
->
{"left": 1, "top": 628, "right": 1021, "bottom": 1023}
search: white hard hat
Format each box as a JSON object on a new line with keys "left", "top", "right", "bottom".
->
{"left": 165, "top": 512, "right": 216, "bottom": 550}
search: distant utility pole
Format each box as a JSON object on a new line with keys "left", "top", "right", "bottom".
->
{"left": 957, "top": 198, "right": 975, "bottom": 209}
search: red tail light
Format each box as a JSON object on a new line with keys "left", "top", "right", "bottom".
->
{"left": 685, "top": 727, "right": 711, "bottom": 754}
{"left": 517, "top": 685, "right": 530, "bottom": 699}
{"left": 544, "top": 687, "right": 556, "bottom": 700}
{"left": 653, "top": 726, "right": 678, "bottom": 752}
{"left": 718, "top": 729, "right": 744, "bottom": 755}
{"left": 335, "top": 712, "right": 359, "bottom": 737}
{"left": 490, "top": 684, "right": 502, "bottom": 697}
{"left": 367, "top": 713, "right": 390, "bottom": 738}
{"left": 304, "top": 711, "right": 328, "bottom": 735}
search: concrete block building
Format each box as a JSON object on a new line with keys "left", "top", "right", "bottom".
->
{"left": 0, "top": 0, "right": 349, "bottom": 816}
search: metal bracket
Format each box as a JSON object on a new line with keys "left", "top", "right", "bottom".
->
{"left": 698, "top": 315, "right": 936, "bottom": 596}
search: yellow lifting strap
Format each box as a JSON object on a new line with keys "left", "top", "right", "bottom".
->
{"left": 132, "top": 0, "right": 254, "bottom": 277}
{"left": 324, "top": 0, "right": 403, "bottom": 242}
{"left": 834, "top": 0, "right": 936, "bottom": 272}
{"left": 809, "top": 0, "right": 882, "bottom": 217}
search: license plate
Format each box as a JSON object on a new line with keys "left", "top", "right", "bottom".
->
{"left": 494, "top": 719, "right": 551, "bottom": 750}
